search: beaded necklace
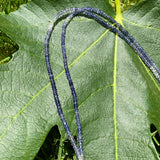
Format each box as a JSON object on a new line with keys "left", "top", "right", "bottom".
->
{"left": 45, "top": 7, "right": 160, "bottom": 160}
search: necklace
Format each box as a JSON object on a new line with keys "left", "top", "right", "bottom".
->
{"left": 45, "top": 7, "right": 160, "bottom": 160}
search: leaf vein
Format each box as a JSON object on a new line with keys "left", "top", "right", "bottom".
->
{"left": 0, "top": 29, "right": 109, "bottom": 139}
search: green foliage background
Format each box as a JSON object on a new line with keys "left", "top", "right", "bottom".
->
{"left": 0, "top": 0, "right": 160, "bottom": 160}
{"left": 0, "top": 0, "right": 29, "bottom": 14}
{"left": 109, "top": 0, "right": 144, "bottom": 12}
{"left": 0, "top": 0, "right": 143, "bottom": 63}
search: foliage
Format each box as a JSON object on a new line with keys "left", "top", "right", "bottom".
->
{"left": 34, "top": 126, "right": 75, "bottom": 160}
{"left": 0, "top": 0, "right": 160, "bottom": 160}
{"left": 0, "top": 0, "right": 143, "bottom": 65}
{"left": 0, "top": 0, "right": 29, "bottom": 14}
{"left": 0, "top": 30, "right": 19, "bottom": 63}
{"left": 0, "top": 0, "right": 29, "bottom": 64}
{"left": 109, "top": 0, "right": 144, "bottom": 12}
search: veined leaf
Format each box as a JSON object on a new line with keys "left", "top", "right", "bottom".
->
{"left": 0, "top": 0, "right": 160, "bottom": 159}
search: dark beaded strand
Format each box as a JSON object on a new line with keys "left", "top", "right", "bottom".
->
{"left": 45, "top": 7, "right": 160, "bottom": 160}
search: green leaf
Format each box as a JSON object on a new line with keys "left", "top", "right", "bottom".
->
{"left": 0, "top": 0, "right": 160, "bottom": 159}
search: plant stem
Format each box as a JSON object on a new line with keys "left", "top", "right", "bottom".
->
{"left": 58, "top": 137, "right": 63, "bottom": 160}
{"left": 115, "top": 0, "right": 123, "bottom": 25}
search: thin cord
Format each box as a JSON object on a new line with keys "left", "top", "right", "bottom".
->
{"left": 45, "top": 7, "right": 160, "bottom": 160}
{"left": 45, "top": 8, "right": 81, "bottom": 159}
{"left": 82, "top": 7, "right": 160, "bottom": 82}
{"left": 61, "top": 8, "right": 84, "bottom": 157}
